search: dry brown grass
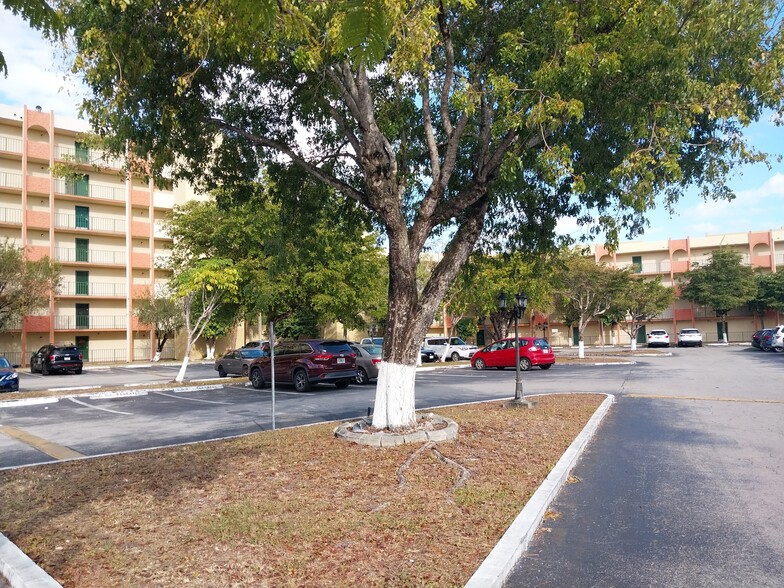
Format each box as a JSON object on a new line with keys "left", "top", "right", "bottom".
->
{"left": 0, "top": 394, "right": 604, "bottom": 587}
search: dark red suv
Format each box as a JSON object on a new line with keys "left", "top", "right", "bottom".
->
{"left": 248, "top": 339, "right": 357, "bottom": 392}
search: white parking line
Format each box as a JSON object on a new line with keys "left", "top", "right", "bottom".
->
{"left": 67, "top": 397, "right": 133, "bottom": 415}
{"left": 153, "top": 391, "right": 234, "bottom": 405}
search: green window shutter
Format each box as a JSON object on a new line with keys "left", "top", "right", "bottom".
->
{"left": 632, "top": 255, "right": 642, "bottom": 273}
{"left": 76, "top": 303, "right": 90, "bottom": 329}
{"left": 75, "top": 206, "right": 89, "bottom": 229}
{"left": 75, "top": 142, "right": 90, "bottom": 163}
{"left": 75, "top": 175, "right": 89, "bottom": 197}
{"left": 75, "top": 238, "right": 89, "bottom": 262}
{"left": 75, "top": 270, "right": 89, "bottom": 295}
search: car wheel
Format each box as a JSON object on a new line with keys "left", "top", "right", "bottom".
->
{"left": 450, "top": 352, "right": 461, "bottom": 362}
{"left": 335, "top": 379, "right": 351, "bottom": 389}
{"left": 774, "top": 346, "right": 784, "bottom": 353}
{"left": 41, "top": 362, "right": 49, "bottom": 376}
{"left": 293, "top": 369, "right": 311, "bottom": 392}
{"left": 74, "top": 368, "right": 82, "bottom": 375}
{"left": 250, "top": 367, "right": 265, "bottom": 389}
{"left": 473, "top": 358, "right": 486, "bottom": 370}
{"left": 519, "top": 357, "right": 532, "bottom": 371}
{"left": 540, "top": 364, "right": 552, "bottom": 370}
{"left": 242, "top": 365, "right": 249, "bottom": 377}
{"left": 355, "top": 367, "right": 369, "bottom": 384}
{"left": 218, "top": 365, "right": 227, "bottom": 377}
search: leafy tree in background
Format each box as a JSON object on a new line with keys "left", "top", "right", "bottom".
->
{"left": 555, "top": 252, "right": 628, "bottom": 357}
{"left": 133, "top": 294, "right": 183, "bottom": 360}
{"left": 749, "top": 271, "right": 784, "bottom": 327}
{"left": 0, "top": 240, "right": 60, "bottom": 331}
{"left": 680, "top": 249, "right": 758, "bottom": 342}
{"left": 1, "top": 0, "right": 63, "bottom": 76}
{"left": 60, "top": 0, "right": 784, "bottom": 429}
{"left": 171, "top": 258, "right": 240, "bottom": 382}
{"left": 611, "top": 276, "right": 675, "bottom": 350}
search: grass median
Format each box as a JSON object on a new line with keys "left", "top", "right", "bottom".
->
{"left": 0, "top": 393, "right": 604, "bottom": 587}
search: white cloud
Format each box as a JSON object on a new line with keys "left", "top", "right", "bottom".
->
{"left": 0, "top": 9, "right": 85, "bottom": 119}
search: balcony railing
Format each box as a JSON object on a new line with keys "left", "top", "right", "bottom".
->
{"left": 0, "top": 171, "right": 23, "bottom": 190}
{"left": 0, "top": 135, "right": 23, "bottom": 154}
{"left": 0, "top": 351, "right": 22, "bottom": 365}
{"left": 54, "top": 178, "right": 126, "bottom": 202}
{"left": 54, "top": 212, "right": 126, "bottom": 233}
{"left": 58, "top": 281, "right": 127, "bottom": 297}
{"left": 54, "top": 247, "right": 127, "bottom": 265}
{"left": 2, "top": 317, "right": 22, "bottom": 330}
{"left": 54, "top": 314, "right": 128, "bottom": 330}
{"left": 54, "top": 145, "right": 125, "bottom": 170}
{"left": 86, "top": 348, "right": 129, "bottom": 363}
{"left": 0, "top": 207, "right": 22, "bottom": 224}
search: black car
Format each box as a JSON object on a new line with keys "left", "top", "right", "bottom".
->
{"left": 30, "top": 344, "right": 83, "bottom": 375}
{"left": 0, "top": 357, "right": 19, "bottom": 392}
{"left": 420, "top": 347, "right": 438, "bottom": 362}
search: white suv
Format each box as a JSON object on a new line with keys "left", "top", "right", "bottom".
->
{"left": 423, "top": 337, "right": 478, "bottom": 361}
{"left": 677, "top": 328, "right": 703, "bottom": 348}
{"left": 647, "top": 329, "right": 670, "bottom": 348}
{"left": 766, "top": 325, "right": 784, "bottom": 352}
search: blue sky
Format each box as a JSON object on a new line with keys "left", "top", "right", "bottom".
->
{"left": 2, "top": 7, "right": 783, "bottom": 245}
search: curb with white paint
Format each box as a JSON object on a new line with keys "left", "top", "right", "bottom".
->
{"left": 464, "top": 393, "right": 615, "bottom": 588}
{"left": 0, "top": 533, "right": 61, "bottom": 588}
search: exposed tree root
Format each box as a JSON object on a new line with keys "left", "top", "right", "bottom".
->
{"left": 396, "top": 441, "right": 472, "bottom": 502}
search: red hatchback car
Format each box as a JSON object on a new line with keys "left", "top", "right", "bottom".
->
{"left": 248, "top": 339, "right": 357, "bottom": 392}
{"left": 471, "top": 337, "right": 555, "bottom": 371}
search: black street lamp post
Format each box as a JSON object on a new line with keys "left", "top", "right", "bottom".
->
{"left": 499, "top": 291, "right": 534, "bottom": 407}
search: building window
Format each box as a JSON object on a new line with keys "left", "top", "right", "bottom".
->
{"left": 632, "top": 255, "right": 642, "bottom": 273}
{"left": 75, "top": 237, "right": 89, "bottom": 262}
{"left": 75, "top": 270, "right": 89, "bottom": 295}
{"left": 75, "top": 141, "right": 90, "bottom": 164}
{"left": 75, "top": 205, "right": 89, "bottom": 229}
{"left": 76, "top": 303, "right": 89, "bottom": 329}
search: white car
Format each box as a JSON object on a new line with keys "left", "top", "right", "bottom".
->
{"left": 423, "top": 337, "right": 478, "bottom": 361}
{"left": 647, "top": 329, "right": 670, "bottom": 348}
{"left": 677, "top": 328, "right": 703, "bottom": 347}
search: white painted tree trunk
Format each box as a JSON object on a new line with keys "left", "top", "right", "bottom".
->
{"left": 175, "top": 356, "right": 190, "bottom": 382}
{"left": 153, "top": 351, "right": 161, "bottom": 362}
{"left": 578, "top": 340, "right": 585, "bottom": 359}
{"left": 630, "top": 339, "right": 637, "bottom": 351}
{"left": 205, "top": 343, "right": 215, "bottom": 360}
{"left": 372, "top": 362, "right": 417, "bottom": 430}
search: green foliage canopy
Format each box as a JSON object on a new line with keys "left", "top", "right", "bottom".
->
{"left": 0, "top": 240, "right": 61, "bottom": 331}
{"left": 680, "top": 249, "right": 758, "bottom": 315}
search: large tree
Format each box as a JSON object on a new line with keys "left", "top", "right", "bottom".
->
{"left": 61, "top": 0, "right": 784, "bottom": 429}
{"left": 1, "top": 0, "right": 62, "bottom": 76}
{"left": 133, "top": 294, "right": 184, "bottom": 360}
{"left": 680, "top": 248, "right": 758, "bottom": 342}
{"left": 612, "top": 275, "right": 675, "bottom": 350}
{"left": 0, "top": 240, "right": 61, "bottom": 331}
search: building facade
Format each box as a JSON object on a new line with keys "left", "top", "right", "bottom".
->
{"left": 0, "top": 104, "right": 206, "bottom": 367}
{"left": 583, "top": 229, "right": 784, "bottom": 345}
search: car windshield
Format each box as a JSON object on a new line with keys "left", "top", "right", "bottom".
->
{"left": 651, "top": 331, "right": 666, "bottom": 335}
{"left": 56, "top": 347, "right": 80, "bottom": 353}
{"left": 240, "top": 349, "right": 264, "bottom": 358}
{"left": 533, "top": 338, "right": 550, "bottom": 348}
{"left": 0, "top": 357, "right": 10, "bottom": 368}
{"left": 362, "top": 345, "right": 382, "bottom": 355}
{"left": 449, "top": 338, "right": 467, "bottom": 345}
{"left": 681, "top": 329, "right": 699, "bottom": 334}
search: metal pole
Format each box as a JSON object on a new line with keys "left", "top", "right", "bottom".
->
{"left": 514, "top": 308, "right": 522, "bottom": 401}
{"left": 269, "top": 320, "right": 276, "bottom": 431}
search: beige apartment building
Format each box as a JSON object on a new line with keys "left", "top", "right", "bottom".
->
{"left": 579, "top": 229, "right": 784, "bottom": 346}
{"left": 0, "top": 104, "right": 207, "bottom": 367}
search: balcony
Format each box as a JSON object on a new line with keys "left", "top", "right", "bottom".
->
{"left": 54, "top": 178, "right": 126, "bottom": 202}
{"left": 54, "top": 247, "right": 126, "bottom": 265}
{"left": 54, "top": 314, "right": 128, "bottom": 330}
{"left": 54, "top": 212, "right": 126, "bottom": 233}
{"left": 0, "top": 171, "right": 23, "bottom": 190}
{"left": 54, "top": 145, "right": 125, "bottom": 170}
{"left": 0, "top": 135, "right": 23, "bottom": 154}
{"left": 58, "top": 281, "right": 127, "bottom": 297}
{"left": 0, "top": 207, "right": 22, "bottom": 225}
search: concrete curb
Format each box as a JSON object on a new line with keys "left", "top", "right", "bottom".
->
{"left": 464, "top": 393, "right": 615, "bottom": 588}
{"left": 0, "top": 533, "right": 61, "bottom": 588}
